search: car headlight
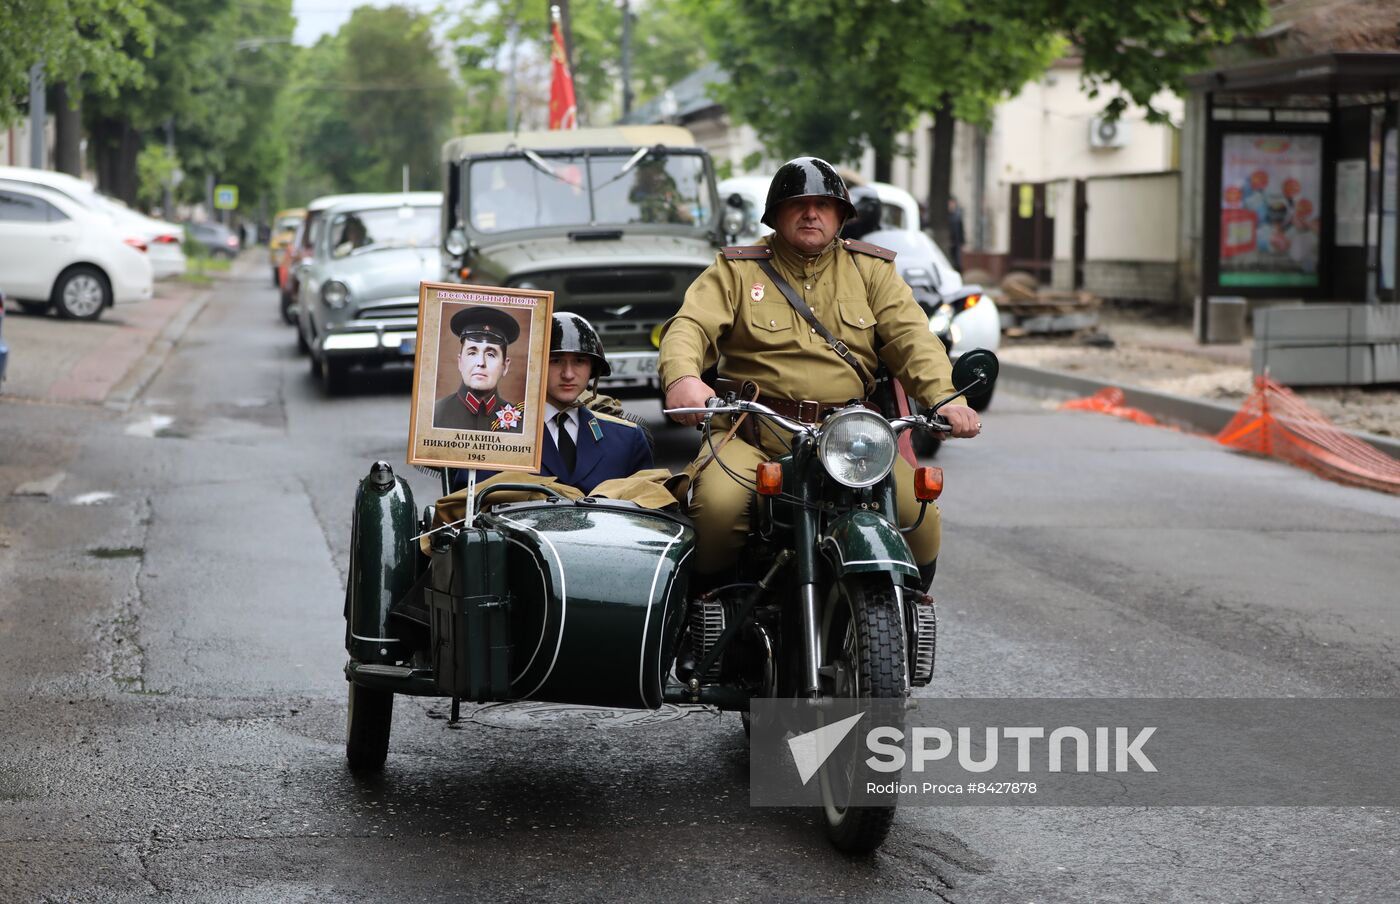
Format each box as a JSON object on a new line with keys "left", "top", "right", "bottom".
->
{"left": 817, "top": 407, "right": 897, "bottom": 489}
{"left": 928, "top": 303, "right": 953, "bottom": 336}
{"left": 322, "top": 280, "right": 350, "bottom": 308}
{"left": 444, "top": 228, "right": 468, "bottom": 257}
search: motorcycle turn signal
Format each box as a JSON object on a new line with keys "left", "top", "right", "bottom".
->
{"left": 914, "top": 466, "right": 944, "bottom": 501}
{"left": 756, "top": 461, "right": 783, "bottom": 496}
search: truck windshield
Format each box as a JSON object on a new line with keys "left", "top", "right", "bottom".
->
{"left": 468, "top": 151, "right": 710, "bottom": 233}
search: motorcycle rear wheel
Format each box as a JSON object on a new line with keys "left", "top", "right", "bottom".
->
{"left": 346, "top": 681, "right": 393, "bottom": 771}
{"left": 817, "top": 575, "right": 907, "bottom": 853}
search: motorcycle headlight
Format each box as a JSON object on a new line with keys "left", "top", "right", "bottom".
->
{"left": 817, "top": 407, "right": 897, "bottom": 489}
{"left": 322, "top": 280, "right": 349, "bottom": 308}
{"left": 928, "top": 303, "right": 953, "bottom": 336}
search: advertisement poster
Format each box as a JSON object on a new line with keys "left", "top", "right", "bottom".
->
{"left": 1218, "top": 133, "right": 1322, "bottom": 287}
{"left": 407, "top": 282, "right": 553, "bottom": 473}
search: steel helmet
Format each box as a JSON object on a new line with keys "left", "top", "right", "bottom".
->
{"left": 761, "top": 156, "right": 856, "bottom": 228}
{"left": 550, "top": 312, "right": 611, "bottom": 377}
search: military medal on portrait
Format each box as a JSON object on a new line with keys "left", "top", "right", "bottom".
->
{"left": 407, "top": 281, "right": 553, "bottom": 473}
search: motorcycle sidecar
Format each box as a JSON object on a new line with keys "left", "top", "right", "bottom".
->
{"left": 343, "top": 462, "right": 695, "bottom": 769}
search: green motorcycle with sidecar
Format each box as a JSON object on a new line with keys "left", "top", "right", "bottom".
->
{"left": 343, "top": 350, "right": 998, "bottom": 853}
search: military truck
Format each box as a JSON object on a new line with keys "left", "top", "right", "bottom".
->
{"left": 440, "top": 125, "right": 738, "bottom": 390}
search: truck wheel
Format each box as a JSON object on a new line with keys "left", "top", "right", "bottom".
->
{"left": 346, "top": 681, "right": 393, "bottom": 771}
{"left": 53, "top": 266, "right": 109, "bottom": 320}
{"left": 818, "top": 575, "right": 906, "bottom": 854}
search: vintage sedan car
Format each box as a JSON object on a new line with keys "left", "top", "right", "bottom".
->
{"left": 440, "top": 125, "right": 727, "bottom": 390}
{"left": 268, "top": 207, "right": 305, "bottom": 286}
{"left": 297, "top": 192, "right": 441, "bottom": 394}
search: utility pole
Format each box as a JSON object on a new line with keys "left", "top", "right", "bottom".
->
{"left": 506, "top": 17, "right": 519, "bottom": 132}
{"left": 620, "top": 0, "right": 634, "bottom": 119}
{"left": 28, "top": 62, "right": 46, "bottom": 169}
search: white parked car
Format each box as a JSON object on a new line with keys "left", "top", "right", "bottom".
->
{"left": 0, "top": 165, "right": 185, "bottom": 280}
{"left": 0, "top": 182, "right": 154, "bottom": 319}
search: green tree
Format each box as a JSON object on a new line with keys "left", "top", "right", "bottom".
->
{"left": 697, "top": 0, "right": 1267, "bottom": 239}
{"left": 335, "top": 5, "right": 458, "bottom": 191}
{"left": 0, "top": 0, "right": 154, "bottom": 123}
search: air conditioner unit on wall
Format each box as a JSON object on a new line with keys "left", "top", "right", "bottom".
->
{"left": 1089, "top": 116, "right": 1130, "bottom": 149}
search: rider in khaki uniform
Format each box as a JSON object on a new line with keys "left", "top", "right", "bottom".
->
{"left": 660, "top": 156, "right": 981, "bottom": 589}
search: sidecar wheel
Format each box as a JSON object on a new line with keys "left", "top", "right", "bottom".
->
{"left": 346, "top": 681, "right": 393, "bottom": 771}
{"left": 817, "top": 576, "right": 906, "bottom": 854}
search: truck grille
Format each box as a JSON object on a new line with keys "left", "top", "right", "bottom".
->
{"left": 565, "top": 271, "right": 675, "bottom": 295}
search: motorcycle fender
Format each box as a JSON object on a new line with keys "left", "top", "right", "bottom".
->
{"left": 819, "top": 510, "right": 919, "bottom": 581}
{"left": 346, "top": 466, "right": 419, "bottom": 666}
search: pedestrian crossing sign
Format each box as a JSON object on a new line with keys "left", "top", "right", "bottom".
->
{"left": 214, "top": 185, "right": 239, "bottom": 210}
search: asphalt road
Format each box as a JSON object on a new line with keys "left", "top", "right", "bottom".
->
{"left": 1, "top": 261, "right": 1398, "bottom": 902}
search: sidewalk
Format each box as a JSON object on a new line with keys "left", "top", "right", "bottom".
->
{"left": 997, "top": 308, "right": 1400, "bottom": 442}
{"left": 0, "top": 277, "right": 211, "bottom": 408}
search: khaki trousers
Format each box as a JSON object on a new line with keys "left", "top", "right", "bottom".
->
{"left": 687, "top": 433, "right": 940, "bottom": 576}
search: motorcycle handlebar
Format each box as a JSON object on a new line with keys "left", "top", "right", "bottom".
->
{"left": 662, "top": 398, "right": 952, "bottom": 435}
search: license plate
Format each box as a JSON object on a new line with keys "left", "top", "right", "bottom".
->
{"left": 608, "top": 352, "right": 659, "bottom": 378}
{"left": 399, "top": 337, "right": 416, "bottom": 356}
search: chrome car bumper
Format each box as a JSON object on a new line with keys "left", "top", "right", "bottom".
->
{"left": 319, "top": 315, "right": 419, "bottom": 361}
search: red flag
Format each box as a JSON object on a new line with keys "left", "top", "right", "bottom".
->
{"left": 548, "top": 14, "right": 577, "bottom": 130}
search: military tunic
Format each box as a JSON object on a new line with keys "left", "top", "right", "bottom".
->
{"left": 658, "top": 234, "right": 963, "bottom": 410}
{"left": 432, "top": 386, "right": 525, "bottom": 432}
{"left": 659, "top": 233, "right": 961, "bottom": 575}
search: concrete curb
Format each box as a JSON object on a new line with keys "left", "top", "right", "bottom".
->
{"left": 999, "top": 360, "right": 1400, "bottom": 461}
{"left": 105, "top": 286, "right": 213, "bottom": 411}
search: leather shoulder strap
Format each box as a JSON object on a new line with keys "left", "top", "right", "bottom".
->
{"left": 721, "top": 245, "right": 775, "bottom": 260}
{"left": 755, "top": 258, "right": 874, "bottom": 396}
{"left": 842, "top": 238, "right": 897, "bottom": 261}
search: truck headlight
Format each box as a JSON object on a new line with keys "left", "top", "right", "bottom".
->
{"left": 818, "top": 407, "right": 896, "bottom": 489}
{"left": 322, "top": 280, "right": 349, "bottom": 308}
{"left": 444, "top": 228, "right": 468, "bottom": 257}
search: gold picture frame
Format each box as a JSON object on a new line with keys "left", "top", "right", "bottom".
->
{"left": 407, "top": 281, "right": 554, "bottom": 473}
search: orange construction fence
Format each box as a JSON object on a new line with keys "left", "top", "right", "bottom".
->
{"left": 1216, "top": 376, "right": 1400, "bottom": 496}
{"left": 1060, "top": 380, "right": 1400, "bottom": 495}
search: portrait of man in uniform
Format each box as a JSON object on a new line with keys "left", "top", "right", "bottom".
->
{"left": 433, "top": 306, "right": 525, "bottom": 432}
{"left": 408, "top": 282, "right": 552, "bottom": 474}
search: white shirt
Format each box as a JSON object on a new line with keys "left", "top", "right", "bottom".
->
{"left": 544, "top": 401, "right": 580, "bottom": 449}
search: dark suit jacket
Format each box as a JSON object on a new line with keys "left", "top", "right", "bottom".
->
{"left": 449, "top": 405, "right": 652, "bottom": 495}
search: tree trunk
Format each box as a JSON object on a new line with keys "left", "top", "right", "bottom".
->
{"left": 926, "top": 98, "right": 955, "bottom": 248}
{"left": 52, "top": 84, "right": 82, "bottom": 176}
{"left": 873, "top": 146, "right": 892, "bottom": 184}
{"left": 90, "top": 118, "right": 142, "bottom": 205}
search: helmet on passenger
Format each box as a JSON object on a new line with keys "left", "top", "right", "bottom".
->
{"left": 550, "top": 312, "right": 611, "bottom": 378}
{"left": 761, "top": 156, "right": 856, "bottom": 228}
{"left": 840, "top": 185, "right": 883, "bottom": 240}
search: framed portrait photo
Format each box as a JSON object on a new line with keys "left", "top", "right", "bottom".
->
{"left": 408, "top": 281, "right": 553, "bottom": 473}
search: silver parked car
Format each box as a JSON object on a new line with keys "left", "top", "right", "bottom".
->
{"left": 296, "top": 192, "right": 441, "bottom": 394}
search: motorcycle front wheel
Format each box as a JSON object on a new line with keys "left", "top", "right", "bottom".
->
{"left": 817, "top": 575, "right": 907, "bottom": 853}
